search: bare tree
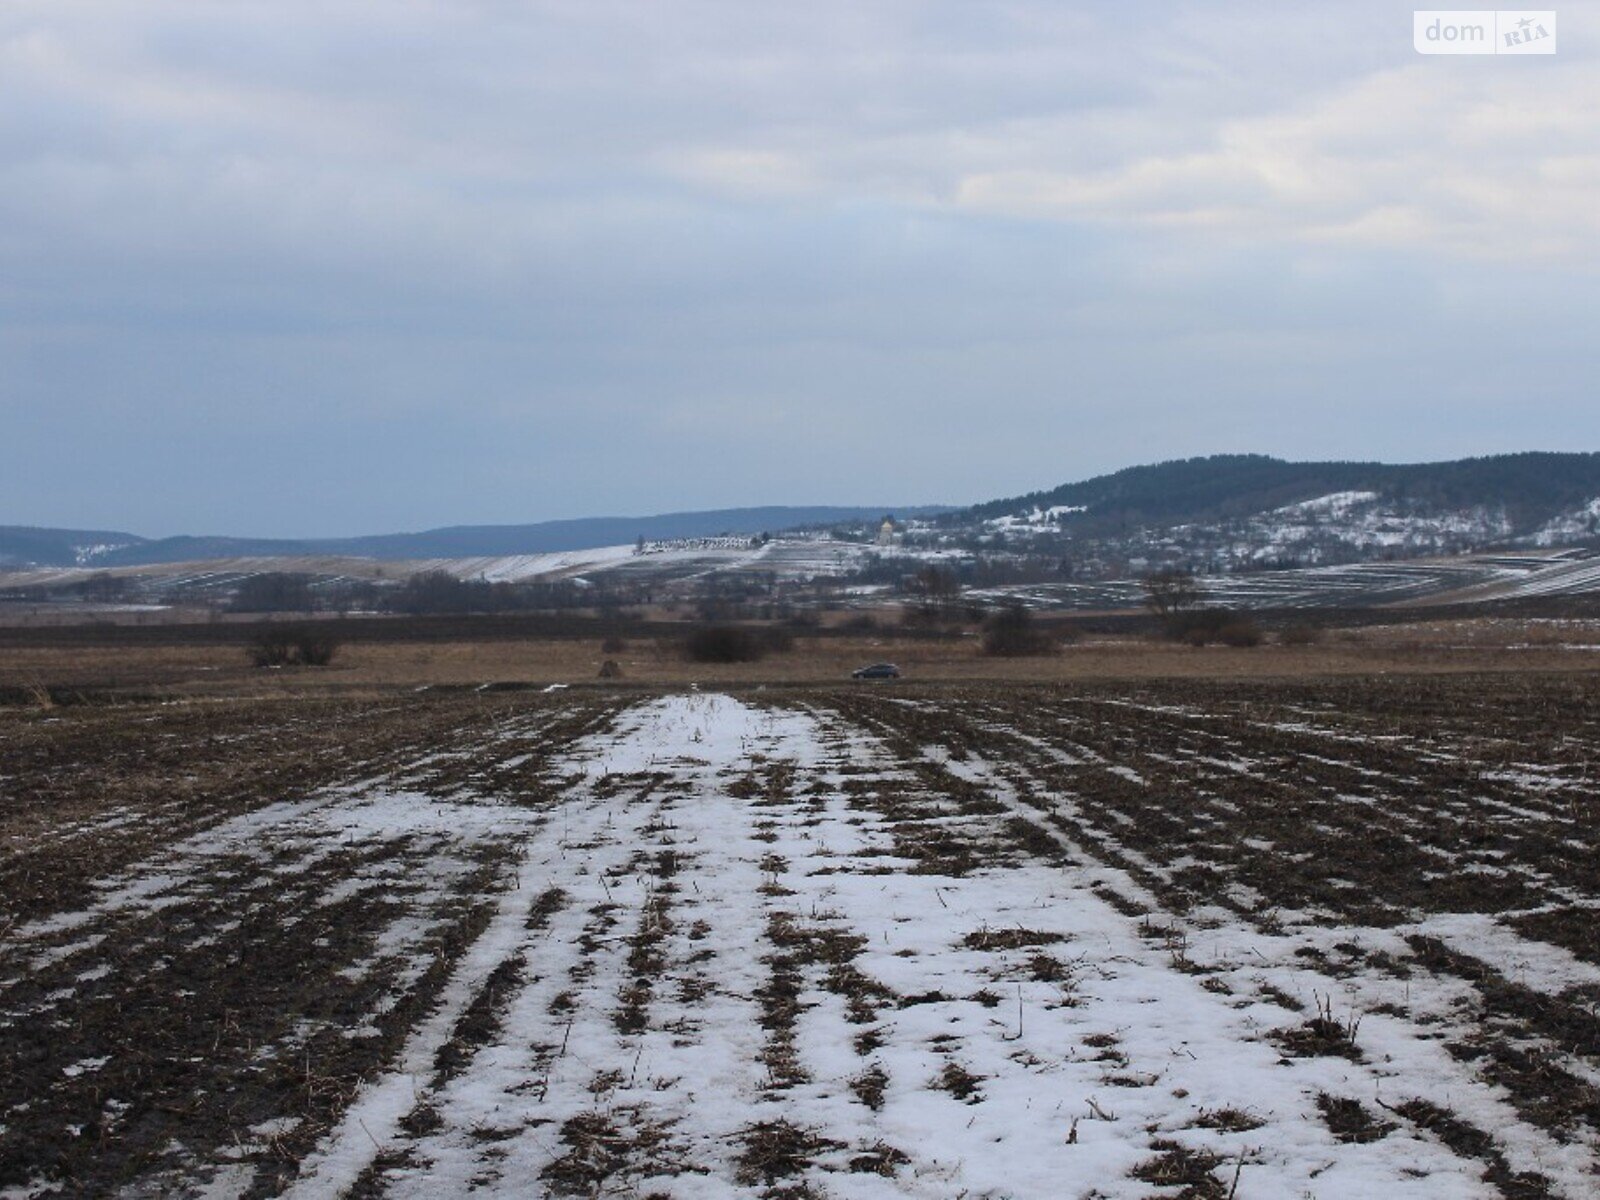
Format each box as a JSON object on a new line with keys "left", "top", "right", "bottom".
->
{"left": 1141, "top": 568, "right": 1202, "bottom": 617}
{"left": 905, "top": 564, "right": 963, "bottom": 622}
{"left": 911, "top": 565, "right": 961, "bottom": 601}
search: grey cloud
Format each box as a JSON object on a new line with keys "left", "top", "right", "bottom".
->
{"left": 2, "top": 1, "right": 1597, "bottom": 535}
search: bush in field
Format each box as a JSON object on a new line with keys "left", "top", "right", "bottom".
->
{"left": 684, "top": 625, "right": 765, "bottom": 663}
{"left": 1163, "top": 608, "right": 1219, "bottom": 643}
{"left": 1280, "top": 622, "right": 1324, "bottom": 646}
{"left": 248, "top": 629, "right": 297, "bottom": 667}
{"left": 600, "top": 635, "right": 628, "bottom": 654}
{"left": 247, "top": 626, "right": 340, "bottom": 667}
{"left": 598, "top": 659, "right": 622, "bottom": 679}
{"left": 1217, "top": 617, "right": 1263, "bottom": 647}
{"left": 294, "top": 631, "right": 340, "bottom": 665}
{"left": 981, "top": 604, "right": 1056, "bottom": 657}
{"left": 1165, "top": 608, "right": 1261, "bottom": 647}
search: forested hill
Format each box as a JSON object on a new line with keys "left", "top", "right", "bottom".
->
{"left": 965, "top": 453, "right": 1600, "bottom": 535}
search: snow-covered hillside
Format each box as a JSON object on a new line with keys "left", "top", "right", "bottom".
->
{"left": 943, "top": 490, "right": 1600, "bottom": 576}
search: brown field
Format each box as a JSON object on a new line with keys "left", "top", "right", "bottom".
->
{"left": 3, "top": 674, "right": 1600, "bottom": 1196}
{"left": 4, "top": 613, "right": 1600, "bottom": 1197}
{"left": 2, "top": 613, "right": 1599, "bottom": 699}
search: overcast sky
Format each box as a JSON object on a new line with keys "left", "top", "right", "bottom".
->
{"left": 3, "top": 1, "right": 1597, "bottom": 536}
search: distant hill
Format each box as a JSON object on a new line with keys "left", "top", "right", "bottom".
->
{"left": 2, "top": 507, "right": 949, "bottom": 570}
{"left": 0, "top": 526, "right": 146, "bottom": 569}
{"left": 10, "top": 453, "right": 1600, "bottom": 577}
{"left": 966, "top": 452, "right": 1600, "bottom": 536}
{"left": 304, "top": 507, "right": 951, "bottom": 562}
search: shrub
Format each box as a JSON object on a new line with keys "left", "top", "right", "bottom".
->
{"left": 598, "top": 659, "right": 622, "bottom": 679}
{"left": 1164, "top": 608, "right": 1233, "bottom": 645}
{"left": 1163, "top": 608, "right": 1261, "bottom": 647}
{"left": 21, "top": 678, "right": 55, "bottom": 710}
{"left": 684, "top": 625, "right": 765, "bottom": 663}
{"left": 1217, "top": 618, "right": 1263, "bottom": 648}
{"left": 247, "top": 626, "right": 339, "bottom": 668}
{"left": 248, "top": 629, "right": 297, "bottom": 667}
{"left": 600, "top": 635, "right": 628, "bottom": 654}
{"left": 981, "top": 604, "right": 1056, "bottom": 657}
{"left": 1280, "top": 622, "right": 1324, "bottom": 646}
{"left": 294, "top": 631, "right": 340, "bottom": 666}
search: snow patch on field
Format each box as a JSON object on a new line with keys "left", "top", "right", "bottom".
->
{"left": 269, "top": 695, "right": 1600, "bottom": 1198}
{"left": 12, "top": 693, "right": 1599, "bottom": 1197}
{"left": 1412, "top": 912, "right": 1600, "bottom": 996}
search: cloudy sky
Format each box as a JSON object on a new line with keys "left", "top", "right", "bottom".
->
{"left": 3, "top": 1, "right": 1597, "bottom": 536}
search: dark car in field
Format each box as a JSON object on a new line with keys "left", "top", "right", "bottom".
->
{"left": 851, "top": 662, "right": 901, "bottom": 680}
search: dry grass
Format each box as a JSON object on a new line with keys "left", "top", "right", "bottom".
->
{"left": 3, "top": 619, "right": 1599, "bottom": 699}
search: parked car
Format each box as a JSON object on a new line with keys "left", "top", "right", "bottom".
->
{"left": 851, "top": 662, "right": 901, "bottom": 680}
